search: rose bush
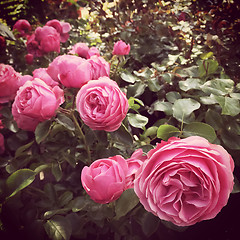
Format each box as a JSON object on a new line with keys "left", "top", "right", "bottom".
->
{"left": 81, "top": 155, "right": 128, "bottom": 204}
{"left": 0, "top": 64, "right": 22, "bottom": 103}
{"left": 12, "top": 78, "right": 64, "bottom": 131}
{"left": 76, "top": 76, "right": 129, "bottom": 132}
{"left": 134, "top": 136, "right": 234, "bottom": 226}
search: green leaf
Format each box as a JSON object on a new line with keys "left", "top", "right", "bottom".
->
{"left": 141, "top": 126, "right": 158, "bottom": 139}
{"left": 128, "top": 113, "right": 148, "bottom": 129}
{"left": 213, "top": 96, "right": 240, "bottom": 116}
{"left": 200, "top": 52, "right": 213, "bottom": 60}
{"left": 0, "top": 22, "right": 16, "bottom": 40}
{"left": 179, "top": 78, "right": 202, "bottom": 91}
{"left": 157, "top": 125, "right": 180, "bottom": 140}
{"left": 35, "top": 120, "right": 52, "bottom": 144}
{"left": 121, "top": 71, "right": 137, "bottom": 83}
{"left": 142, "top": 212, "right": 160, "bottom": 237}
{"left": 58, "top": 191, "right": 73, "bottom": 208}
{"left": 52, "top": 163, "right": 62, "bottom": 182}
{"left": 182, "top": 122, "right": 217, "bottom": 142}
{"left": 6, "top": 169, "right": 36, "bottom": 199}
{"left": 44, "top": 215, "right": 72, "bottom": 240}
{"left": 151, "top": 100, "right": 173, "bottom": 115}
{"left": 111, "top": 124, "right": 133, "bottom": 145}
{"left": 70, "top": 196, "right": 87, "bottom": 212}
{"left": 201, "top": 79, "right": 234, "bottom": 96}
{"left": 15, "top": 141, "right": 34, "bottom": 158}
{"left": 166, "top": 91, "right": 181, "bottom": 103}
{"left": 44, "top": 209, "right": 70, "bottom": 220}
{"left": 114, "top": 189, "right": 139, "bottom": 220}
{"left": 127, "top": 82, "right": 147, "bottom": 98}
{"left": 221, "top": 129, "right": 240, "bottom": 150}
{"left": 205, "top": 109, "right": 224, "bottom": 130}
{"left": 173, "top": 98, "right": 201, "bottom": 123}
{"left": 56, "top": 113, "right": 75, "bottom": 131}
{"left": 199, "top": 59, "right": 219, "bottom": 77}
{"left": 148, "top": 78, "right": 161, "bottom": 92}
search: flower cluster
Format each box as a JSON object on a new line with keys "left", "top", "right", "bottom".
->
{"left": 81, "top": 136, "right": 234, "bottom": 226}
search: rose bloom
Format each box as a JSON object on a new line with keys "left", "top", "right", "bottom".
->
{"left": 81, "top": 155, "right": 128, "bottom": 204}
{"left": 125, "top": 149, "right": 147, "bottom": 189}
{"left": 0, "top": 133, "right": 4, "bottom": 154}
{"left": 46, "top": 19, "right": 71, "bottom": 43}
{"left": 69, "top": 42, "right": 100, "bottom": 59}
{"left": 134, "top": 136, "right": 234, "bottom": 226}
{"left": 112, "top": 40, "right": 130, "bottom": 55}
{"left": 33, "top": 68, "right": 59, "bottom": 87}
{"left": 13, "top": 19, "right": 31, "bottom": 38}
{"left": 27, "top": 33, "right": 42, "bottom": 57}
{"left": 0, "top": 64, "right": 21, "bottom": 103}
{"left": 87, "top": 55, "right": 110, "bottom": 80}
{"left": 76, "top": 77, "right": 129, "bottom": 132}
{"left": 47, "top": 55, "right": 92, "bottom": 88}
{"left": 35, "top": 26, "right": 60, "bottom": 54}
{"left": 12, "top": 78, "right": 64, "bottom": 131}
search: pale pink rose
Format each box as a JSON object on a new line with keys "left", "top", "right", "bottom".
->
{"left": 0, "top": 64, "right": 21, "bottom": 103}
{"left": 68, "top": 42, "right": 90, "bottom": 58}
{"left": 87, "top": 55, "right": 110, "bottom": 80}
{"left": 13, "top": 19, "right": 31, "bottom": 38}
{"left": 46, "top": 19, "right": 71, "bottom": 43}
{"left": 76, "top": 77, "right": 129, "bottom": 132}
{"left": 81, "top": 155, "right": 128, "bottom": 204}
{"left": 47, "top": 55, "right": 92, "bottom": 88}
{"left": 0, "top": 133, "right": 4, "bottom": 154}
{"left": 125, "top": 149, "right": 147, "bottom": 189}
{"left": 35, "top": 26, "right": 60, "bottom": 54}
{"left": 33, "top": 68, "right": 59, "bottom": 87}
{"left": 12, "top": 78, "right": 64, "bottom": 131}
{"left": 134, "top": 136, "right": 234, "bottom": 226}
{"left": 112, "top": 40, "right": 130, "bottom": 55}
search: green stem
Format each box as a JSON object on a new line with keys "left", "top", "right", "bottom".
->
{"left": 71, "top": 111, "right": 91, "bottom": 165}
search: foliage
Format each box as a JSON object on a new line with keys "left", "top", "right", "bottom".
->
{"left": 0, "top": 1, "right": 240, "bottom": 240}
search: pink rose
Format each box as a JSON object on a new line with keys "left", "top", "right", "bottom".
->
{"left": 134, "top": 136, "right": 234, "bottom": 226}
{"left": 13, "top": 19, "right": 31, "bottom": 38}
{"left": 68, "top": 42, "right": 90, "bottom": 58}
{"left": 81, "top": 155, "right": 128, "bottom": 204}
{"left": 46, "top": 19, "right": 71, "bottom": 43}
{"left": 112, "top": 40, "right": 130, "bottom": 55}
{"left": 35, "top": 26, "right": 60, "bottom": 54}
{"left": 69, "top": 43, "right": 100, "bottom": 59}
{"left": 47, "top": 55, "right": 92, "bottom": 88}
{"left": 12, "top": 78, "right": 64, "bottom": 131}
{"left": 87, "top": 55, "right": 110, "bottom": 80}
{"left": 76, "top": 77, "right": 129, "bottom": 132}
{"left": 125, "top": 149, "right": 147, "bottom": 189}
{"left": 0, "top": 64, "right": 21, "bottom": 103}
{"left": 0, "top": 133, "right": 4, "bottom": 154}
{"left": 27, "top": 33, "right": 42, "bottom": 57}
{"left": 33, "top": 68, "right": 59, "bottom": 87}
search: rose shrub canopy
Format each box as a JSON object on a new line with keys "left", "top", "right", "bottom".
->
{"left": 0, "top": 1, "right": 240, "bottom": 240}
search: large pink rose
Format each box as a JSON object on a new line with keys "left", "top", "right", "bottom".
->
{"left": 112, "top": 40, "right": 130, "bottom": 55}
{"left": 125, "top": 149, "right": 147, "bottom": 189}
{"left": 47, "top": 55, "right": 92, "bottom": 88}
{"left": 0, "top": 64, "right": 21, "bottom": 103}
{"left": 81, "top": 155, "right": 128, "bottom": 204}
{"left": 46, "top": 19, "right": 71, "bottom": 43}
{"left": 88, "top": 55, "right": 110, "bottom": 80}
{"left": 134, "top": 136, "right": 234, "bottom": 226}
{"left": 33, "top": 68, "right": 59, "bottom": 87}
{"left": 76, "top": 77, "right": 129, "bottom": 132}
{"left": 13, "top": 19, "right": 31, "bottom": 38}
{"left": 12, "top": 78, "right": 64, "bottom": 131}
{"left": 35, "top": 26, "right": 60, "bottom": 54}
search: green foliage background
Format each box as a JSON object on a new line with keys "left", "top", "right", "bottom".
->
{"left": 0, "top": 1, "right": 240, "bottom": 240}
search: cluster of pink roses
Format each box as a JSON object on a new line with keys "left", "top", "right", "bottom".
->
{"left": 13, "top": 19, "right": 71, "bottom": 64}
{"left": 81, "top": 136, "right": 234, "bottom": 227}
{"left": 1, "top": 38, "right": 130, "bottom": 132}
